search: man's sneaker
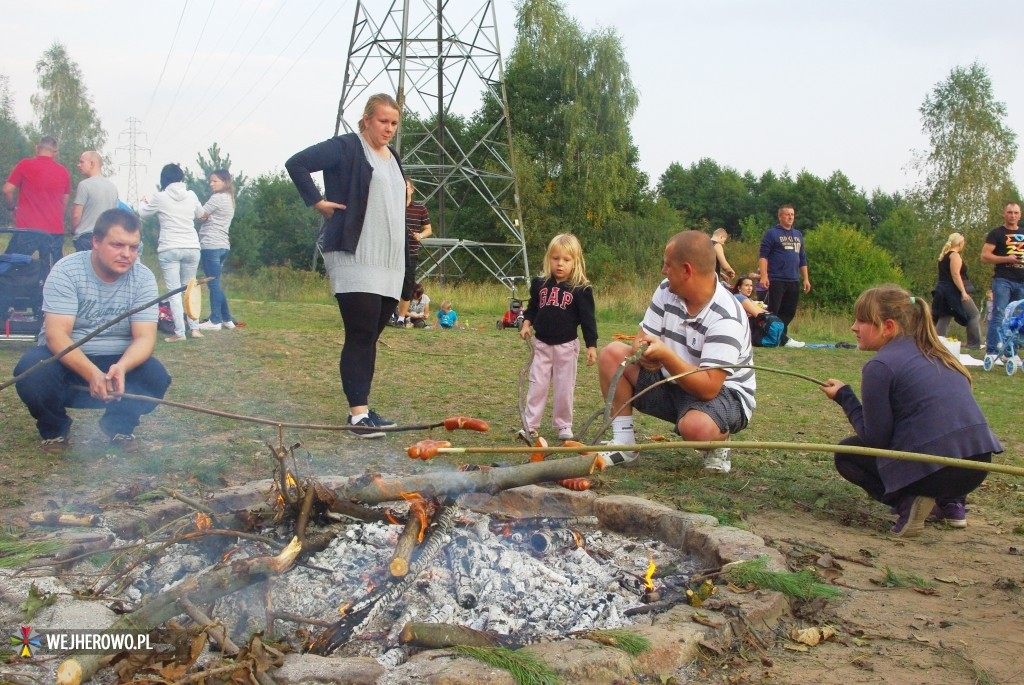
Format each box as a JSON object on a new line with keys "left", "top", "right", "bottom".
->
{"left": 190, "top": 328, "right": 204, "bottom": 338}
{"left": 929, "top": 501, "right": 968, "bottom": 528}
{"left": 40, "top": 434, "right": 70, "bottom": 452}
{"left": 702, "top": 448, "right": 731, "bottom": 474}
{"left": 783, "top": 338, "right": 806, "bottom": 348}
{"left": 368, "top": 409, "right": 397, "bottom": 428}
{"left": 197, "top": 320, "right": 222, "bottom": 331}
{"left": 596, "top": 442, "right": 639, "bottom": 469}
{"left": 222, "top": 321, "right": 236, "bottom": 329}
{"left": 557, "top": 428, "right": 575, "bottom": 441}
{"left": 516, "top": 428, "right": 539, "bottom": 443}
{"left": 349, "top": 415, "right": 385, "bottom": 439}
{"left": 891, "top": 495, "right": 935, "bottom": 537}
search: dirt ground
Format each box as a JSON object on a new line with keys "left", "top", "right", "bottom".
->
{"left": 713, "top": 505, "right": 1024, "bottom": 685}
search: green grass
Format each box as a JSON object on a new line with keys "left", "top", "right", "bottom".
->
{"left": 0, "top": 279, "right": 1020, "bottom": 536}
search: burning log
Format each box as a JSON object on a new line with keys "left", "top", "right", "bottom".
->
{"left": 529, "top": 529, "right": 582, "bottom": 554}
{"left": 398, "top": 622, "right": 501, "bottom": 649}
{"left": 56, "top": 537, "right": 301, "bottom": 685}
{"left": 337, "top": 455, "right": 597, "bottom": 505}
{"left": 178, "top": 597, "right": 239, "bottom": 656}
{"left": 387, "top": 501, "right": 428, "bottom": 577}
{"left": 28, "top": 512, "right": 98, "bottom": 527}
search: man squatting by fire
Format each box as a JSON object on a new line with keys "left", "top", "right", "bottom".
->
{"left": 596, "top": 231, "right": 755, "bottom": 475}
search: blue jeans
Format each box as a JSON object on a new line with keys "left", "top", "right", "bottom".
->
{"left": 200, "top": 248, "right": 233, "bottom": 324}
{"left": 14, "top": 346, "right": 171, "bottom": 439}
{"left": 985, "top": 277, "right": 1024, "bottom": 354}
{"left": 158, "top": 248, "right": 201, "bottom": 337}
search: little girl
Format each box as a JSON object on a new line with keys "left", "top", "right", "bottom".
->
{"left": 519, "top": 234, "right": 598, "bottom": 441}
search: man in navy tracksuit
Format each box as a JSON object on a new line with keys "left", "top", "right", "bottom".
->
{"left": 758, "top": 205, "right": 810, "bottom": 347}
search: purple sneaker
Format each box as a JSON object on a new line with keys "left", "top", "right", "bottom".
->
{"left": 929, "top": 501, "right": 968, "bottom": 528}
{"left": 891, "top": 496, "right": 935, "bottom": 537}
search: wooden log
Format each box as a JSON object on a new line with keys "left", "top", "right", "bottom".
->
{"left": 56, "top": 537, "right": 301, "bottom": 685}
{"left": 398, "top": 622, "right": 500, "bottom": 649}
{"left": 28, "top": 512, "right": 98, "bottom": 527}
{"left": 178, "top": 597, "right": 239, "bottom": 656}
{"left": 336, "top": 455, "right": 597, "bottom": 505}
{"left": 389, "top": 514, "right": 424, "bottom": 577}
{"left": 446, "top": 543, "right": 477, "bottom": 609}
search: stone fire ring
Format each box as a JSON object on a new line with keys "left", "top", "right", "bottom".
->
{"left": 103, "top": 481, "right": 790, "bottom": 685}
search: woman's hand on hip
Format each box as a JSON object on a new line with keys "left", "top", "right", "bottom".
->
{"left": 314, "top": 200, "right": 346, "bottom": 219}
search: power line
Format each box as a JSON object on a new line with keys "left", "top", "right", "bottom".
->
{"left": 152, "top": 0, "right": 218, "bottom": 146}
{"left": 190, "top": 0, "right": 332, "bottom": 148}
{"left": 116, "top": 117, "right": 150, "bottom": 209}
{"left": 219, "top": 1, "right": 350, "bottom": 144}
{"left": 144, "top": 1, "right": 191, "bottom": 124}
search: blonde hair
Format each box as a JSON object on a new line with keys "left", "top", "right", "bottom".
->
{"left": 853, "top": 284, "right": 970, "bottom": 383}
{"left": 938, "top": 232, "right": 965, "bottom": 261}
{"left": 358, "top": 93, "right": 400, "bottom": 133}
{"left": 440, "top": 299, "right": 452, "bottom": 310}
{"left": 209, "top": 169, "right": 236, "bottom": 207}
{"left": 541, "top": 233, "right": 589, "bottom": 287}
{"left": 712, "top": 227, "right": 729, "bottom": 242}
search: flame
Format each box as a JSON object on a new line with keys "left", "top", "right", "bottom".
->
{"left": 643, "top": 557, "right": 656, "bottom": 590}
{"left": 385, "top": 510, "right": 400, "bottom": 525}
{"left": 337, "top": 601, "right": 352, "bottom": 616}
{"left": 571, "top": 530, "right": 584, "bottom": 548}
{"left": 502, "top": 523, "right": 512, "bottom": 537}
{"left": 195, "top": 513, "right": 212, "bottom": 531}
{"left": 399, "top": 492, "right": 430, "bottom": 543}
{"left": 285, "top": 472, "right": 298, "bottom": 489}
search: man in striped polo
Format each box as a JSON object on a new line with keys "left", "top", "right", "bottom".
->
{"left": 597, "top": 231, "right": 756, "bottom": 474}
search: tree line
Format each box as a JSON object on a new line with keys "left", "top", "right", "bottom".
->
{"left": 1, "top": 0, "right": 1019, "bottom": 311}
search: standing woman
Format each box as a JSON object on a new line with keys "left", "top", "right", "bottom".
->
{"left": 819, "top": 285, "right": 1002, "bottom": 537}
{"left": 139, "top": 163, "right": 203, "bottom": 342}
{"left": 196, "top": 170, "right": 237, "bottom": 331}
{"left": 286, "top": 94, "right": 406, "bottom": 438}
{"left": 930, "top": 232, "right": 982, "bottom": 349}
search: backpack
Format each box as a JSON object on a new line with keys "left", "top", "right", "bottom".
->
{"left": 751, "top": 312, "right": 785, "bottom": 348}
{"left": 158, "top": 302, "right": 175, "bottom": 334}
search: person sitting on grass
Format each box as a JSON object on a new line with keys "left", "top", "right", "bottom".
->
{"left": 437, "top": 300, "right": 457, "bottom": 329}
{"left": 13, "top": 208, "right": 172, "bottom": 451}
{"left": 818, "top": 285, "right": 1002, "bottom": 537}
{"left": 404, "top": 282, "right": 430, "bottom": 328}
{"left": 732, "top": 275, "right": 802, "bottom": 348}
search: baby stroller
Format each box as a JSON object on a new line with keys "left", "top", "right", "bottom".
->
{"left": 984, "top": 299, "right": 1024, "bottom": 375}
{"left": 496, "top": 296, "right": 525, "bottom": 330}
{"left": 0, "top": 229, "right": 49, "bottom": 343}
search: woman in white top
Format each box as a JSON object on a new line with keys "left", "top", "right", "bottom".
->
{"left": 139, "top": 163, "right": 203, "bottom": 342}
{"left": 195, "top": 169, "right": 237, "bottom": 330}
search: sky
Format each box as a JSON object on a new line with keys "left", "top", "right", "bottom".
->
{"left": 3, "top": 0, "right": 1023, "bottom": 205}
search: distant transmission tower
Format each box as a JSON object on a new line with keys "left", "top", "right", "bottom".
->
{"left": 116, "top": 117, "right": 150, "bottom": 209}
{"left": 336, "top": 0, "right": 528, "bottom": 289}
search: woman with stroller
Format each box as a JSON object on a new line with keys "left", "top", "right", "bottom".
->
{"left": 930, "top": 232, "right": 981, "bottom": 350}
{"left": 140, "top": 164, "right": 203, "bottom": 342}
{"left": 286, "top": 93, "right": 406, "bottom": 439}
{"left": 818, "top": 285, "right": 1002, "bottom": 537}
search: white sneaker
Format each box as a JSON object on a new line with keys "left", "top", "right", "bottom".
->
{"left": 596, "top": 442, "right": 639, "bottom": 469}
{"left": 702, "top": 448, "right": 731, "bottom": 474}
{"left": 783, "top": 338, "right": 805, "bottom": 348}
{"left": 557, "top": 428, "right": 575, "bottom": 440}
{"left": 222, "top": 321, "right": 236, "bottom": 329}
{"left": 197, "top": 320, "right": 222, "bottom": 331}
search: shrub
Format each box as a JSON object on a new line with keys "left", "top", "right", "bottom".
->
{"left": 804, "top": 221, "right": 903, "bottom": 311}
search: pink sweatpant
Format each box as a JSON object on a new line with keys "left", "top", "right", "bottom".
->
{"left": 523, "top": 338, "right": 579, "bottom": 432}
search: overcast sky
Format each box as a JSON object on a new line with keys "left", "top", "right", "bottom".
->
{"left": 3, "top": 0, "right": 1023, "bottom": 204}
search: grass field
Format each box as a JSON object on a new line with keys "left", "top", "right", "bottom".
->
{"left": 0, "top": 275, "right": 1020, "bottom": 535}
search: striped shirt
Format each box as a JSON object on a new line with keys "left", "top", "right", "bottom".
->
{"left": 640, "top": 279, "right": 756, "bottom": 421}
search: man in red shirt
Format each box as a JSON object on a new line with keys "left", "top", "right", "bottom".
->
{"left": 3, "top": 136, "right": 72, "bottom": 268}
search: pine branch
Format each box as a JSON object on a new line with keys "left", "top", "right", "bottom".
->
{"left": 724, "top": 556, "right": 843, "bottom": 600}
{"left": 453, "top": 646, "right": 558, "bottom": 685}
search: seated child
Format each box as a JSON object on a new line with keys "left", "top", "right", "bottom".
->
{"left": 437, "top": 300, "right": 458, "bottom": 329}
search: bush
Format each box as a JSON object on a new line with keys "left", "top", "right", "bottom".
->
{"left": 804, "top": 221, "right": 903, "bottom": 311}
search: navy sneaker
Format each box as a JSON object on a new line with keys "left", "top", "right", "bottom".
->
{"left": 929, "top": 501, "right": 968, "bottom": 528}
{"left": 368, "top": 409, "right": 397, "bottom": 428}
{"left": 349, "top": 415, "right": 385, "bottom": 439}
{"left": 891, "top": 495, "right": 935, "bottom": 537}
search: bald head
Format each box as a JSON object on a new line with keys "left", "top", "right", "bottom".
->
{"left": 77, "top": 151, "right": 103, "bottom": 177}
{"left": 667, "top": 230, "right": 717, "bottom": 275}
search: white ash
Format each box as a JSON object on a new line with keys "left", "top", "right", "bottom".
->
{"left": 212, "top": 509, "right": 696, "bottom": 661}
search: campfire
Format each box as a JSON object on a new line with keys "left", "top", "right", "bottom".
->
{"left": 0, "top": 437, "right": 789, "bottom": 684}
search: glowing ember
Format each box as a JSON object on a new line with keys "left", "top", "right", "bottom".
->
{"left": 337, "top": 601, "right": 352, "bottom": 616}
{"left": 385, "top": 510, "right": 401, "bottom": 525}
{"left": 644, "top": 557, "right": 656, "bottom": 590}
{"left": 502, "top": 524, "right": 512, "bottom": 537}
{"left": 195, "top": 513, "right": 212, "bottom": 531}
{"left": 571, "top": 530, "right": 584, "bottom": 548}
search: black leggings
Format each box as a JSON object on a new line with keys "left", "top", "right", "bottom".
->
{"left": 834, "top": 436, "right": 990, "bottom": 506}
{"left": 335, "top": 292, "right": 397, "bottom": 408}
